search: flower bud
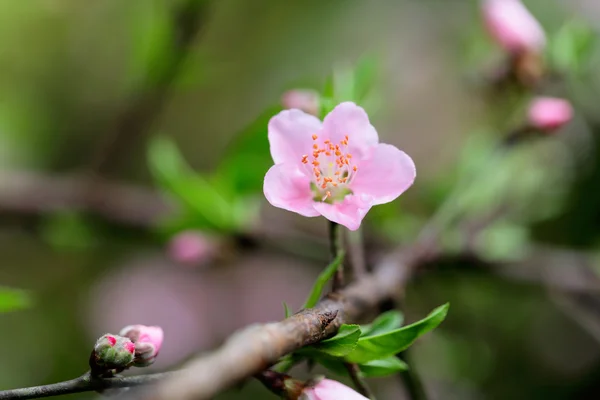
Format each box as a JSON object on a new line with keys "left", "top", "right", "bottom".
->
{"left": 168, "top": 230, "right": 215, "bottom": 267}
{"left": 527, "top": 97, "right": 573, "bottom": 133}
{"left": 482, "top": 0, "right": 545, "bottom": 55}
{"left": 301, "top": 379, "right": 368, "bottom": 400}
{"left": 120, "top": 325, "right": 164, "bottom": 367}
{"left": 90, "top": 334, "right": 135, "bottom": 374}
{"left": 281, "top": 90, "right": 320, "bottom": 116}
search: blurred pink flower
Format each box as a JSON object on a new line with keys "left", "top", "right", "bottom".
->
{"left": 282, "top": 89, "right": 320, "bottom": 116}
{"left": 482, "top": 0, "right": 546, "bottom": 54}
{"left": 168, "top": 230, "right": 215, "bottom": 266}
{"left": 302, "top": 379, "right": 368, "bottom": 400}
{"left": 527, "top": 97, "right": 573, "bottom": 132}
{"left": 264, "top": 102, "right": 415, "bottom": 231}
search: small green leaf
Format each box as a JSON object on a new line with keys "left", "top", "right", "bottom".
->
{"left": 359, "top": 357, "right": 409, "bottom": 377}
{"left": 346, "top": 303, "right": 449, "bottom": 363}
{"left": 310, "top": 324, "right": 361, "bottom": 357}
{"left": 360, "top": 310, "right": 404, "bottom": 337}
{"left": 302, "top": 251, "right": 345, "bottom": 309}
{"left": 148, "top": 136, "right": 236, "bottom": 231}
{"left": 283, "top": 302, "right": 292, "bottom": 318}
{"left": 353, "top": 55, "right": 379, "bottom": 103}
{"left": 0, "top": 287, "right": 32, "bottom": 313}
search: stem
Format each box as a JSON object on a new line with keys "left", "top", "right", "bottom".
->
{"left": 397, "top": 353, "right": 428, "bottom": 400}
{"left": 0, "top": 372, "right": 174, "bottom": 400}
{"left": 345, "top": 363, "right": 376, "bottom": 399}
{"left": 329, "top": 221, "right": 345, "bottom": 292}
{"left": 348, "top": 228, "right": 367, "bottom": 278}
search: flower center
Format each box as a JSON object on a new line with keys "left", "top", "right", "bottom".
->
{"left": 301, "top": 134, "right": 358, "bottom": 203}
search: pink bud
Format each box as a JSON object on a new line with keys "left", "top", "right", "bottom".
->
{"left": 124, "top": 341, "right": 136, "bottom": 354}
{"left": 120, "top": 325, "right": 164, "bottom": 367}
{"left": 168, "top": 230, "right": 215, "bottom": 266}
{"left": 527, "top": 97, "right": 573, "bottom": 132}
{"left": 482, "top": 0, "right": 546, "bottom": 54}
{"left": 302, "top": 379, "right": 368, "bottom": 400}
{"left": 281, "top": 89, "right": 320, "bottom": 116}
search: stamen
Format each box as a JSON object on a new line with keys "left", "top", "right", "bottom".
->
{"left": 313, "top": 144, "right": 318, "bottom": 150}
{"left": 353, "top": 166, "right": 357, "bottom": 172}
{"left": 312, "top": 134, "right": 318, "bottom": 140}
{"left": 301, "top": 155, "right": 308, "bottom": 164}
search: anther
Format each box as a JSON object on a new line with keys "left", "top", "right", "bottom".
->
{"left": 312, "top": 134, "right": 318, "bottom": 140}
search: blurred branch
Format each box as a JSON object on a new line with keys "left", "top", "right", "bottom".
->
{"left": 0, "top": 171, "right": 173, "bottom": 228}
{"left": 0, "top": 372, "right": 174, "bottom": 400}
{"left": 88, "top": 0, "right": 208, "bottom": 175}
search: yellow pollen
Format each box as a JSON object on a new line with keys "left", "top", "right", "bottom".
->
{"left": 353, "top": 166, "right": 357, "bottom": 172}
{"left": 312, "top": 134, "right": 318, "bottom": 140}
{"left": 301, "top": 155, "right": 308, "bottom": 164}
{"left": 313, "top": 144, "right": 318, "bottom": 150}
{"left": 346, "top": 153, "right": 352, "bottom": 158}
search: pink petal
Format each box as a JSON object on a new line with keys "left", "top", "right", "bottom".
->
{"left": 482, "top": 0, "right": 546, "bottom": 53}
{"left": 268, "top": 109, "right": 322, "bottom": 165}
{"left": 313, "top": 194, "right": 372, "bottom": 231}
{"left": 263, "top": 163, "right": 319, "bottom": 217}
{"left": 350, "top": 143, "right": 415, "bottom": 205}
{"left": 302, "top": 379, "right": 369, "bottom": 400}
{"left": 322, "top": 102, "right": 378, "bottom": 158}
{"left": 527, "top": 96, "right": 573, "bottom": 132}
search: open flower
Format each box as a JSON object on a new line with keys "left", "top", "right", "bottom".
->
{"left": 301, "top": 379, "right": 368, "bottom": 400}
{"left": 264, "top": 102, "right": 415, "bottom": 230}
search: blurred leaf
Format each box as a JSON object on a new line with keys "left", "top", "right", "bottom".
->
{"left": 40, "top": 212, "right": 98, "bottom": 250}
{"left": 360, "top": 310, "right": 404, "bottom": 337}
{"left": 549, "top": 20, "right": 596, "bottom": 76}
{"left": 128, "top": 0, "right": 174, "bottom": 86}
{"left": 359, "top": 356, "right": 409, "bottom": 377}
{"left": 353, "top": 55, "right": 379, "bottom": 104}
{"left": 309, "top": 324, "right": 361, "bottom": 357}
{"left": 475, "top": 221, "right": 530, "bottom": 263}
{"left": 216, "top": 106, "right": 279, "bottom": 195}
{"left": 345, "top": 303, "right": 449, "bottom": 364}
{"left": 283, "top": 302, "right": 292, "bottom": 318}
{"left": 148, "top": 135, "right": 237, "bottom": 231}
{"left": 0, "top": 287, "right": 31, "bottom": 313}
{"left": 302, "top": 251, "right": 345, "bottom": 309}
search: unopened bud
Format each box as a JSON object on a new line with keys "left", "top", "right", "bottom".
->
{"left": 120, "top": 325, "right": 164, "bottom": 367}
{"left": 256, "top": 370, "right": 305, "bottom": 399}
{"left": 482, "top": 0, "right": 546, "bottom": 55}
{"left": 168, "top": 230, "right": 215, "bottom": 267}
{"left": 281, "top": 90, "right": 320, "bottom": 116}
{"left": 301, "top": 378, "right": 368, "bottom": 400}
{"left": 527, "top": 97, "right": 573, "bottom": 133}
{"left": 90, "top": 334, "right": 135, "bottom": 375}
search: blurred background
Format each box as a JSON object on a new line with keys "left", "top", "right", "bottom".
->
{"left": 1, "top": 0, "right": 600, "bottom": 399}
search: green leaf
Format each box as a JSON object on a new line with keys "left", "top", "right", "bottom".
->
{"left": 549, "top": 20, "right": 596, "bottom": 75}
{"left": 310, "top": 324, "right": 361, "bottom": 357}
{"left": 302, "top": 251, "right": 345, "bottom": 309}
{"left": 360, "top": 310, "right": 404, "bottom": 337}
{"left": 0, "top": 287, "right": 32, "bottom": 313}
{"left": 359, "top": 357, "right": 409, "bottom": 377}
{"left": 283, "top": 302, "right": 292, "bottom": 318}
{"left": 345, "top": 303, "right": 449, "bottom": 363}
{"left": 148, "top": 136, "right": 237, "bottom": 231}
{"left": 353, "top": 55, "right": 379, "bottom": 104}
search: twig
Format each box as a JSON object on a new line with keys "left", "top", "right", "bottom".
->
{"left": 0, "top": 171, "right": 173, "bottom": 228}
{"left": 345, "top": 362, "right": 376, "bottom": 399}
{"left": 0, "top": 372, "right": 174, "bottom": 400}
{"left": 329, "top": 221, "right": 345, "bottom": 292}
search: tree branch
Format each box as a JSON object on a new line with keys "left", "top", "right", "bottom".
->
{"left": 0, "top": 372, "right": 174, "bottom": 400}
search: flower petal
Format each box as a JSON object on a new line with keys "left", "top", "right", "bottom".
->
{"left": 350, "top": 143, "right": 416, "bottom": 205}
{"left": 304, "top": 379, "right": 369, "bottom": 400}
{"left": 263, "top": 163, "right": 319, "bottom": 217}
{"left": 322, "top": 102, "right": 378, "bottom": 157}
{"left": 313, "top": 194, "right": 372, "bottom": 231}
{"left": 268, "top": 109, "right": 322, "bottom": 165}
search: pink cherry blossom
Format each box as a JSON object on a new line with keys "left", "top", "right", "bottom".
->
{"left": 264, "top": 102, "right": 415, "bottom": 231}
{"left": 482, "top": 0, "right": 546, "bottom": 54}
{"left": 301, "top": 379, "right": 368, "bottom": 400}
{"left": 282, "top": 89, "right": 320, "bottom": 116}
{"left": 527, "top": 97, "right": 573, "bottom": 132}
